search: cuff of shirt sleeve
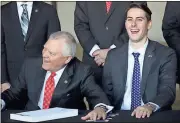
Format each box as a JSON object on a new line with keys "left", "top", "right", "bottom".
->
{"left": 110, "top": 44, "right": 116, "bottom": 49}
{"left": 94, "top": 103, "right": 114, "bottom": 113}
{"left": 148, "top": 102, "right": 160, "bottom": 112}
{"left": 89, "top": 44, "right": 101, "bottom": 57}
{"left": 1, "top": 99, "right": 6, "bottom": 110}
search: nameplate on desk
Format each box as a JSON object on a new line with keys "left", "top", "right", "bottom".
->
{"left": 10, "top": 107, "right": 78, "bottom": 122}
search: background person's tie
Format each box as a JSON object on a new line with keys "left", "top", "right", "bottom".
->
{"left": 21, "top": 4, "right": 29, "bottom": 41}
{"left": 131, "top": 52, "right": 141, "bottom": 110}
{"left": 43, "top": 72, "right": 56, "bottom": 109}
{"left": 106, "top": 1, "right": 112, "bottom": 13}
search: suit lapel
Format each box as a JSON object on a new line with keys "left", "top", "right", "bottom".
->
{"left": 34, "top": 66, "right": 46, "bottom": 105}
{"left": 10, "top": 2, "right": 24, "bottom": 42}
{"left": 50, "top": 61, "right": 74, "bottom": 107}
{"left": 115, "top": 43, "right": 128, "bottom": 106}
{"left": 105, "top": 2, "right": 118, "bottom": 24}
{"left": 25, "top": 2, "right": 41, "bottom": 43}
{"left": 96, "top": 2, "right": 106, "bottom": 23}
{"left": 141, "top": 41, "right": 156, "bottom": 97}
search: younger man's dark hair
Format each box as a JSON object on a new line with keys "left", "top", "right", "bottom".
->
{"left": 126, "top": 3, "right": 152, "bottom": 21}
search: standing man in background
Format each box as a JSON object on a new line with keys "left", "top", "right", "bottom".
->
{"left": 74, "top": 1, "right": 146, "bottom": 86}
{"left": 162, "top": 1, "right": 180, "bottom": 85}
{"left": 1, "top": 1, "right": 61, "bottom": 91}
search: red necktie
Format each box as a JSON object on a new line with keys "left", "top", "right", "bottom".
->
{"left": 106, "top": 1, "right": 112, "bottom": 13}
{"left": 43, "top": 72, "right": 56, "bottom": 109}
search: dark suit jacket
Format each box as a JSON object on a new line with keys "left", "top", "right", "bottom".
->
{"left": 1, "top": 57, "right": 110, "bottom": 110}
{"left": 102, "top": 40, "right": 177, "bottom": 111}
{"left": 162, "top": 1, "right": 180, "bottom": 84}
{"left": 1, "top": 2, "right": 61, "bottom": 84}
{"left": 74, "top": 1, "right": 146, "bottom": 84}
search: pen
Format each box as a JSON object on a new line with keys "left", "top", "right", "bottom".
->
{"left": 16, "top": 114, "right": 29, "bottom": 116}
{"left": 85, "top": 119, "right": 109, "bottom": 122}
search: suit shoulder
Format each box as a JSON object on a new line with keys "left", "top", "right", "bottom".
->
{"left": 24, "top": 57, "right": 42, "bottom": 67}
{"left": 1, "top": 2, "right": 12, "bottom": 12}
{"left": 72, "top": 58, "right": 92, "bottom": 72}
{"left": 38, "top": 1, "right": 56, "bottom": 10}
{"left": 108, "top": 43, "right": 127, "bottom": 57}
{"left": 151, "top": 41, "right": 175, "bottom": 54}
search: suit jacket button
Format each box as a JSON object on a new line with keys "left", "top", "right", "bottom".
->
{"left": 24, "top": 48, "right": 27, "bottom": 51}
{"left": 64, "top": 80, "right": 68, "bottom": 84}
{"left": 67, "top": 94, "right": 70, "bottom": 97}
{"left": 106, "top": 26, "right": 108, "bottom": 30}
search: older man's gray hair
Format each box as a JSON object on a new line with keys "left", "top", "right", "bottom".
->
{"left": 49, "top": 31, "right": 77, "bottom": 57}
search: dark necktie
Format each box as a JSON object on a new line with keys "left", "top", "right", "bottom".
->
{"left": 21, "top": 4, "right": 29, "bottom": 41}
{"left": 131, "top": 52, "right": 141, "bottom": 110}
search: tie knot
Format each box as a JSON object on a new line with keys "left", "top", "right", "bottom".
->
{"left": 50, "top": 72, "right": 56, "bottom": 78}
{"left": 132, "top": 52, "right": 140, "bottom": 59}
{"left": 106, "top": 1, "right": 112, "bottom": 4}
{"left": 21, "top": 4, "right": 27, "bottom": 9}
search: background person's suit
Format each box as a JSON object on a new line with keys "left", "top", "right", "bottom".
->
{"left": 1, "top": 1, "right": 61, "bottom": 85}
{"left": 162, "top": 1, "right": 180, "bottom": 84}
{"left": 74, "top": 1, "right": 146, "bottom": 85}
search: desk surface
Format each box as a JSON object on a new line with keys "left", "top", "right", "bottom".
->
{"left": 2, "top": 110, "right": 180, "bottom": 122}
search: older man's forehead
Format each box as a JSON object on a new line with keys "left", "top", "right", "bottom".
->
{"left": 45, "top": 41, "right": 61, "bottom": 52}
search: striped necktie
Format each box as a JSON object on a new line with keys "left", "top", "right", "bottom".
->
{"left": 21, "top": 4, "right": 29, "bottom": 41}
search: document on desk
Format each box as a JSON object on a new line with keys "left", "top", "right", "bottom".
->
{"left": 10, "top": 107, "right": 78, "bottom": 122}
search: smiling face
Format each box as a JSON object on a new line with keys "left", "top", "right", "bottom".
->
{"left": 42, "top": 39, "right": 72, "bottom": 72}
{"left": 125, "top": 8, "right": 152, "bottom": 43}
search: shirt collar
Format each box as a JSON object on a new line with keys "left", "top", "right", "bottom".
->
{"left": 17, "top": 2, "right": 33, "bottom": 8}
{"left": 47, "top": 65, "right": 67, "bottom": 76}
{"left": 129, "top": 39, "right": 149, "bottom": 56}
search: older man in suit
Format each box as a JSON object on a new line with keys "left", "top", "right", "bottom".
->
{"left": 74, "top": 1, "right": 146, "bottom": 86}
{"left": 1, "top": 1, "right": 61, "bottom": 91}
{"left": 1, "top": 31, "right": 113, "bottom": 121}
{"left": 162, "top": 1, "right": 180, "bottom": 85}
{"left": 102, "top": 3, "right": 177, "bottom": 118}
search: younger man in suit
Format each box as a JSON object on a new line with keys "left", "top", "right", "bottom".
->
{"left": 103, "top": 3, "right": 177, "bottom": 118}
{"left": 1, "top": 31, "right": 113, "bottom": 121}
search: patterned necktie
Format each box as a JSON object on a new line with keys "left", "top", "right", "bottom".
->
{"left": 43, "top": 72, "right": 56, "bottom": 109}
{"left": 131, "top": 52, "right": 141, "bottom": 110}
{"left": 21, "top": 4, "right": 29, "bottom": 41}
{"left": 106, "top": 1, "right": 112, "bottom": 13}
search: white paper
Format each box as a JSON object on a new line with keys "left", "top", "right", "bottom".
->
{"left": 10, "top": 107, "right": 78, "bottom": 122}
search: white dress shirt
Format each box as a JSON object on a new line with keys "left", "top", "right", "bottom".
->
{"left": 17, "top": 2, "right": 33, "bottom": 22}
{"left": 38, "top": 66, "right": 66, "bottom": 109}
{"left": 89, "top": 44, "right": 116, "bottom": 57}
{"left": 121, "top": 40, "right": 148, "bottom": 110}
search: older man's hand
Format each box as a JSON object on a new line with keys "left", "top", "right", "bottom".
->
{"left": 1, "top": 82, "right": 11, "bottom": 93}
{"left": 81, "top": 107, "right": 107, "bottom": 121}
{"left": 131, "top": 104, "right": 154, "bottom": 118}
